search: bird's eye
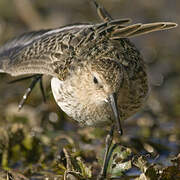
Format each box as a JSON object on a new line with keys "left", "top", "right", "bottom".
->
{"left": 93, "top": 76, "right": 98, "bottom": 84}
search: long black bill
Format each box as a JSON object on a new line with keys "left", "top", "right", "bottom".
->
{"left": 109, "top": 93, "right": 123, "bottom": 135}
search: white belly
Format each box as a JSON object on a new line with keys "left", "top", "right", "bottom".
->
{"left": 51, "top": 77, "right": 112, "bottom": 126}
{"left": 51, "top": 77, "right": 76, "bottom": 118}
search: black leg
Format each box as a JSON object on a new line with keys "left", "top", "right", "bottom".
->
{"left": 39, "top": 76, "right": 46, "bottom": 103}
{"left": 8, "top": 74, "right": 46, "bottom": 110}
{"left": 18, "top": 75, "right": 43, "bottom": 110}
{"left": 98, "top": 125, "right": 115, "bottom": 179}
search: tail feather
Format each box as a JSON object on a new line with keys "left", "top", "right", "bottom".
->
{"left": 128, "top": 22, "right": 177, "bottom": 38}
{"left": 109, "top": 21, "right": 177, "bottom": 39}
{"left": 111, "top": 23, "right": 142, "bottom": 38}
{"left": 108, "top": 18, "right": 132, "bottom": 25}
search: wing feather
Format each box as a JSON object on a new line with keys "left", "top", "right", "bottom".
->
{"left": 110, "top": 22, "right": 177, "bottom": 39}
{"left": 0, "top": 24, "right": 91, "bottom": 77}
{"left": 0, "top": 20, "right": 177, "bottom": 77}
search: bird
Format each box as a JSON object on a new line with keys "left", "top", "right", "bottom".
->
{"left": 0, "top": 0, "right": 177, "bottom": 178}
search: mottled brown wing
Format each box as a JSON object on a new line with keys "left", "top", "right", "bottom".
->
{"left": 92, "top": 0, "right": 177, "bottom": 38}
{"left": 0, "top": 20, "right": 177, "bottom": 77}
{"left": 111, "top": 22, "right": 178, "bottom": 39}
{"left": 0, "top": 29, "right": 57, "bottom": 76}
{"left": 95, "top": 20, "right": 177, "bottom": 39}
{"left": 0, "top": 55, "right": 57, "bottom": 77}
{"left": 0, "top": 24, "right": 91, "bottom": 77}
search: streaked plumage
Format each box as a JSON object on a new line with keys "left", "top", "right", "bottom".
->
{"left": 0, "top": 0, "right": 177, "bottom": 130}
{"left": 0, "top": 19, "right": 177, "bottom": 127}
{"left": 0, "top": 1, "right": 177, "bottom": 178}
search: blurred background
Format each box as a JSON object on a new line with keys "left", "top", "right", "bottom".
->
{"left": 0, "top": 0, "right": 180, "bottom": 179}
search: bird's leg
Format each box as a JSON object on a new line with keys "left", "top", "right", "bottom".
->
{"left": 9, "top": 74, "right": 45, "bottom": 110}
{"left": 18, "top": 75, "right": 45, "bottom": 110}
{"left": 98, "top": 125, "right": 115, "bottom": 179}
{"left": 39, "top": 76, "right": 46, "bottom": 103}
{"left": 91, "top": 0, "right": 113, "bottom": 22}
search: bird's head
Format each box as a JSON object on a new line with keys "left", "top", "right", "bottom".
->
{"left": 51, "top": 58, "right": 123, "bottom": 133}
{"left": 67, "top": 58, "right": 123, "bottom": 133}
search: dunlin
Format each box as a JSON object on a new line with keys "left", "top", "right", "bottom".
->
{"left": 0, "top": 0, "right": 177, "bottom": 178}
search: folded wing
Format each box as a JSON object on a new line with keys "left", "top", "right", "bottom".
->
{"left": 0, "top": 20, "right": 177, "bottom": 77}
